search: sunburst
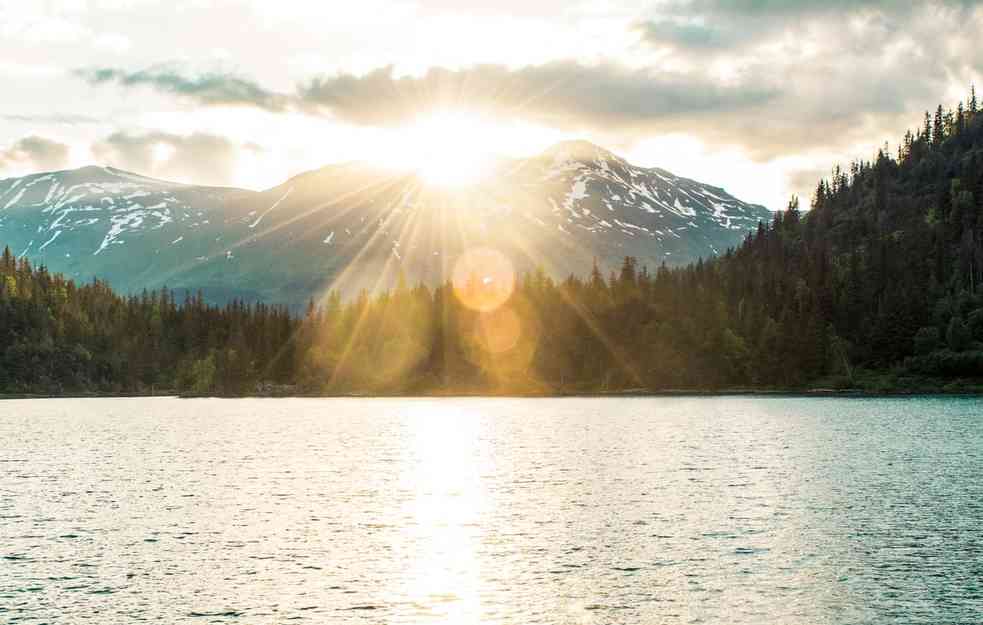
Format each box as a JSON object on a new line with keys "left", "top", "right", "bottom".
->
{"left": 383, "top": 111, "right": 497, "bottom": 187}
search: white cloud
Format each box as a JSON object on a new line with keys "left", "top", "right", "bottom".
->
{"left": 94, "top": 32, "right": 132, "bottom": 53}
{"left": 0, "top": 61, "right": 62, "bottom": 78}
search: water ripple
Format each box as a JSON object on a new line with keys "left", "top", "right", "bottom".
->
{"left": 1, "top": 396, "right": 981, "bottom": 623}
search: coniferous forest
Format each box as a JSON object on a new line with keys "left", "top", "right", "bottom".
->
{"left": 3, "top": 89, "right": 983, "bottom": 395}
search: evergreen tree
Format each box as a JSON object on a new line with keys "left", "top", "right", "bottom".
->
{"left": 4, "top": 87, "right": 983, "bottom": 394}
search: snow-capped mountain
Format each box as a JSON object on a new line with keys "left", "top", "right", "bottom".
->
{"left": 507, "top": 140, "right": 768, "bottom": 262}
{"left": 0, "top": 142, "right": 770, "bottom": 308}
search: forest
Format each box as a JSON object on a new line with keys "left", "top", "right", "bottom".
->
{"left": 2, "top": 88, "right": 983, "bottom": 395}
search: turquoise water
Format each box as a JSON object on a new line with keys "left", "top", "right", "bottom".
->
{"left": 1, "top": 397, "right": 981, "bottom": 623}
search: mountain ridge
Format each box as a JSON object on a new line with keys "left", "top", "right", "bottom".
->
{"left": 0, "top": 141, "right": 771, "bottom": 308}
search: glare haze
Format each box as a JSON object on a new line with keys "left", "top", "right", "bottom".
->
{"left": 2, "top": 0, "right": 982, "bottom": 209}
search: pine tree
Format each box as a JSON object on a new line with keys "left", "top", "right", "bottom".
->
{"left": 933, "top": 105, "right": 945, "bottom": 145}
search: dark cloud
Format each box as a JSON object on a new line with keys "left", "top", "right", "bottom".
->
{"left": 73, "top": 0, "right": 983, "bottom": 169}
{"left": 0, "top": 136, "right": 70, "bottom": 172}
{"left": 300, "top": 61, "right": 780, "bottom": 128}
{"left": 632, "top": 0, "right": 983, "bottom": 160}
{"left": 92, "top": 131, "right": 242, "bottom": 186}
{"left": 75, "top": 66, "right": 288, "bottom": 112}
{"left": 637, "top": 0, "right": 982, "bottom": 55}
{"left": 76, "top": 61, "right": 779, "bottom": 133}
{"left": 634, "top": 21, "right": 738, "bottom": 51}
{"left": 653, "top": 0, "right": 981, "bottom": 21}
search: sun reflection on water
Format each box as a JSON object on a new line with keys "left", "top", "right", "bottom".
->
{"left": 394, "top": 402, "right": 493, "bottom": 624}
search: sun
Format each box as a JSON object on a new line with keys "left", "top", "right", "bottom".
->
{"left": 385, "top": 111, "right": 497, "bottom": 187}
{"left": 413, "top": 113, "right": 493, "bottom": 187}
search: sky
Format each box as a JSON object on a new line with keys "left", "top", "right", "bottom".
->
{"left": 1, "top": 0, "right": 982, "bottom": 210}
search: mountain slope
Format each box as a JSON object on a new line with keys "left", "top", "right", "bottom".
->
{"left": 0, "top": 142, "right": 770, "bottom": 307}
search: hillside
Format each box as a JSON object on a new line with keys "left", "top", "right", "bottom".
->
{"left": 698, "top": 87, "right": 983, "bottom": 389}
{"left": 3, "top": 90, "right": 982, "bottom": 394}
{"left": 0, "top": 142, "right": 769, "bottom": 308}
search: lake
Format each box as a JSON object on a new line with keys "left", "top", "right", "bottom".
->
{"left": 1, "top": 397, "right": 981, "bottom": 623}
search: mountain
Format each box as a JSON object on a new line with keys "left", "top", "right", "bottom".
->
{"left": 0, "top": 141, "right": 770, "bottom": 307}
{"left": 5, "top": 94, "right": 983, "bottom": 395}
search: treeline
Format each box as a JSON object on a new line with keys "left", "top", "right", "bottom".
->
{"left": 0, "top": 252, "right": 295, "bottom": 394}
{"left": 3, "top": 87, "right": 983, "bottom": 394}
{"left": 1, "top": 248, "right": 803, "bottom": 394}
{"left": 798, "top": 85, "right": 983, "bottom": 386}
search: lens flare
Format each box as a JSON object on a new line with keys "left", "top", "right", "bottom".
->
{"left": 451, "top": 248, "right": 515, "bottom": 312}
{"left": 476, "top": 307, "right": 522, "bottom": 354}
{"left": 459, "top": 298, "right": 542, "bottom": 388}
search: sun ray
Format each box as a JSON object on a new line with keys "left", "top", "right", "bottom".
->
{"left": 494, "top": 197, "right": 645, "bottom": 388}
{"left": 145, "top": 162, "right": 409, "bottom": 291}
{"left": 324, "top": 181, "right": 436, "bottom": 388}
{"left": 197, "top": 166, "right": 417, "bottom": 384}
{"left": 379, "top": 110, "right": 498, "bottom": 188}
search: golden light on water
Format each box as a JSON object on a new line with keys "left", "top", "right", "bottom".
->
{"left": 452, "top": 248, "right": 516, "bottom": 313}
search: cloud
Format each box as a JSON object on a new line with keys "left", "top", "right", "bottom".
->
{"left": 0, "top": 136, "right": 70, "bottom": 172}
{"left": 634, "top": 20, "right": 739, "bottom": 52}
{"left": 92, "top": 131, "right": 246, "bottom": 186}
{"left": 665, "top": 0, "right": 982, "bottom": 15}
{"left": 631, "top": 0, "right": 983, "bottom": 161}
{"left": 70, "top": 0, "right": 983, "bottom": 175}
{"left": 786, "top": 165, "right": 836, "bottom": 199}
{"left": 77, "top": 61, "right": 779, "bottom": 131}
{"left": 75, "top": 66, "right": 289, "bottom": 112}
{"left": 2, "top": 113, "right": 100, "bottom": 125}
{"left": 298, "top": 62, "right": 778, "bottom": 128}
{"left": 636, "top": 0, "right": 983, "bottom": 59}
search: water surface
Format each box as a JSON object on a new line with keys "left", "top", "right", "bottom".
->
{"left": 1, "top": 397, "right": 981, "bottom": 623}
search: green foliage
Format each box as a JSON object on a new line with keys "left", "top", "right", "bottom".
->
{"left": 180, "top": 352, "right": 217, "bottom": 394}
{"left": 968, "top": 309, "right": 983, "bottom": 341}
{"left": 947, "top": 316, "right": 971, "bottom": 351}
{"left": 907, "top": 349, "right": 983, "bottom": 377}
{"left": 913, "top": 327, "right": 941, "bottom": 356}
{"left": 0, "top": 252, "right": 294, "bottom": 395}
{"left": 4, "top": 87, "right": 983, "bottom": 393}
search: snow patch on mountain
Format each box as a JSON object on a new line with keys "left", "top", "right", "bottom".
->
{"left": 0, "top": 143, "right": 771, "bottom": 307}
{"left": 39, "top": 230, "right": 61, "bottom": 251}
{"left": 4, "top": 188, "right": 26, "bottom": 209}
{"left": 249, "top": 187, "right": 293, "bottom": 229}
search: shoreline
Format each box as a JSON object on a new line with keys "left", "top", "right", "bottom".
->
{"left": 3, "top": 389, "right": 983, "bottom": 400}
